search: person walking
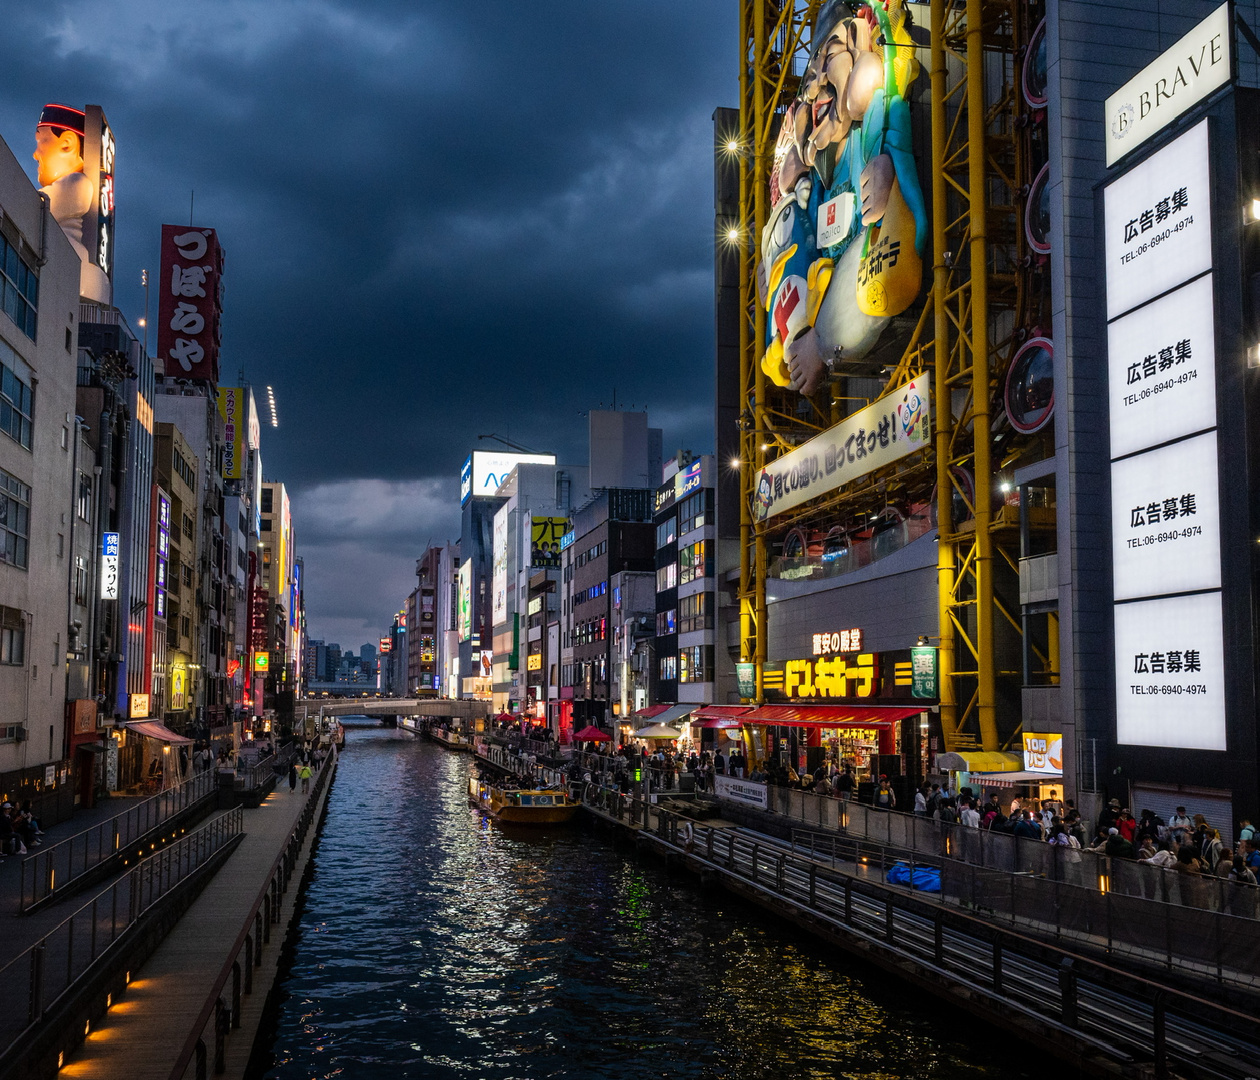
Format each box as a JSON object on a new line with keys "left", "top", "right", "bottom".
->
{"left": 875, "top": 777, "right": 896, "bottom": 811}
{"left": 299, "top": 762, "right": 312, "bottom": 793}
{"left": 288, "top": 762, "right": 298, "bottom": 792}
{"left": 837, "top": 766, "right": 854, "bottom": 803}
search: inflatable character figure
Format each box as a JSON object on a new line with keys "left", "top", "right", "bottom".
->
{"left": 760, "top": 0, "right": 927, "bottom": 396}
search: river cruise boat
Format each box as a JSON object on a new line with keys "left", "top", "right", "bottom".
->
{"left": 428, "top": 726, "right": 472, "bottom": 752}
{"left": 467, "top": 776, "right": 580, "bottom": 824}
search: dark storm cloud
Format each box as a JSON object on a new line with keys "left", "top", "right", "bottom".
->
{"left": 0, "top": 1, "right": 735, "bottom": 644}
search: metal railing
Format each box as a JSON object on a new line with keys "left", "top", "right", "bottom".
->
{"left": 0, "top": 809, "right": 243, "bottom": 1059}
{"left": 612, "top": 799, "right": 1260, "bottom": 1077}
{"left": 20, "top": 769, "right": 218, "bottom": 912}
{"left": 170, "top": 748, "right": 337, "bottom": 1080}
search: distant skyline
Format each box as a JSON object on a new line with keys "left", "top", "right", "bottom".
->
{"left": 0, "top": 1, "right": 735, "bottom": 646}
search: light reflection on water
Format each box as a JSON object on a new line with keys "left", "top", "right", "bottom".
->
{"left": 263, "top": 730, "right": 1034, "bottom": 1080}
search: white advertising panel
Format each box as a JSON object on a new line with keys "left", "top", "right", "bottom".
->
{"left": 1103, "top": 119, "right": 1211, "bottom": 321}
{"left": 100, "top": 531, "right": 119, "bottom": 600}
{"left": 1114, "top": 591, "right": 1226, "bottom": 750}
{"left": 1022, "top": 732, "right": 1063, "bottom": 775}
{"left": 1104, "top": 3, "right": 1231, "bottom": 167}
{"left": 752, "top": 373, "right": 930, "bottom": 522}
{"left": 1107, "top": 274, "right": 1217, "bottom": 459}
{"left": 491, "top": 506, "right": 508, "bottom": 626}
{"left": 714, "top": 775, "right": 769, "bottom": 810}
{"left": 1110, "top": 432, "right": 1221, "bottom": 601}
{"left": 466, "top": 451, "right": 555, "bottom": 502}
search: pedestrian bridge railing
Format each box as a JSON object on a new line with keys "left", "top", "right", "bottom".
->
{"left": 0, "top": 809, "right": 243, "bottom": 1066}
{"left": 20, "top": 769, "right": 218, "bottom": 913}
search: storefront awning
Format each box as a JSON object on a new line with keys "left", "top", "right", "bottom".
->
{"left": 935, "top": 750, "right": 1022, "bottom": 773}
{"left": 124, "top": 721, "right": 194, "bottom": 746}
{"left": 633, "top": 704, "right": 673, "bottom": 719}
{"left": 692, "top": 706, "right": 754, "bottom": 722}
{"left": 968, "top": 769, "right": 1062, "bottom": 785}
{"left": 626, "top": 703, "right": 694, "bottom": 727}
{"left": 741, "top": 705, "right": 926, "bottom": 727}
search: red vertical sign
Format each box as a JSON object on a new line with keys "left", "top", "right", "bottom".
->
{"left": 156, "top": 224, "right": 224, "bottom": 383}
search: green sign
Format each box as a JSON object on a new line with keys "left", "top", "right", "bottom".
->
{"left": 910, "top": 647, "right": 938, "bottom": 699}
{"left": 736, "top": 662, "right": 756, "bottom": 699}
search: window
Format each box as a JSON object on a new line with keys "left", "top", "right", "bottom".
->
{"left": 0, "top": 468, "right": 30, "bottom": 568}
{"left": 77, "top": 472, "right": 92, "bottom": 522}
{"left": 656, "top": 609, "right": 676, "bottom": 636}
{"left": 679, "top": 491, "right": 708, "bottom": 535}
{"left": 678, "top": 592, "right": 712, "bottom": 633}
{"left": 0, "top": 341, "right": 34, "bottom": 449}
{"left": 74, "top": 556, "right": 88, "bottom": 605}
{"left": 182, "top": 513, "right": 194, "bottom": 539}
{"left": 1, "top": 607, "right": 24, "bottom": 664}
{"left": 173, "top": 446, "right": 196, "bottom": 493}
{"left": 656, "top": 516, "right": 676, "bottom": 548}
{"left": 260, "top": 518, "right": 273, "bottom": 533}
{"left": 0, "top": 233, "right": 38, "bottom": 341}
{"left": 658, "top": 655, "right": 677, "bottom": 681}
{"left": 679, "top": 645, "right": 713, "bottom": 684}
{"left": 679, "top": 541, "right": 711, "bottom": 585}
{"left": 656, "top": 563, "right": 676, "bottom": 592}
{"left": 261, "top": 488, "right": 273, "bottom": 514}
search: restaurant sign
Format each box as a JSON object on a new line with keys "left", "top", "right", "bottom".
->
{"left": 762, "top": 649, "right": 930, "bottom": 705}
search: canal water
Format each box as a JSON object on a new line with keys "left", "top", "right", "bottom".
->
{"left": 261, "top": 728, "right": 1036, "bottom": 1080}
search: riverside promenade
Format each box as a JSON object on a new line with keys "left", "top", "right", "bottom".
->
{"left": 57, "top": 753, "right": 336, "bottom": 1080}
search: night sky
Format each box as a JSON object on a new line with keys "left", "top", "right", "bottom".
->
{"left": 0, "top": 1, "right": 736, "bottom": 649}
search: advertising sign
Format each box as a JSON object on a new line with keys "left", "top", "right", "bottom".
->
{"left": 1104, "top": 3, "right": 1231, "bottom": 167}
{"left": 530, "top": 517, "right": 567, "bottom": 568}
{"left": 492, "top": 507, "right": 508, "bottom": 626}
{"left": 457, "top": 561, "right": 472, "bottom": 642}
{"left": 736, "top": 662, "right": 756, "bottom": 699}
{"left": 100, "top": 531, "right": 119, "bottom": 600}
{"left": 217, "top": 386, "right": 245, "bottom": 480}
{"left": 757, "top": 0, "right": 926, "bottom": 398}
{"left": 1022, "top": 732, "right": 1063, "bottom": 775}
{"left": 155, "top": 492, "right": 170, "bottom": 620}
{"left": 676, "top": 459, "right": 702, "bottom": 501}
{"left": 1111, "top": 432, "right": 1221, "bottom": 601}
{"left": 752, "top": 373, "right": 931, "bottom": 522}
{"left": 527, "top": 653, "right": 542, "bottom": 672}
{"left": 461, "top": 451, "right": 556, "bottom": 505}
{"left": 714, "top": 775, "right": 768, "bottom": 810}
{"left": 1103, "top": 119, "right": 1211, "bottom": 321}
{"left": 910, "top": 646, "right": 938, "bottom": 700}
{"left": 253, "top": 653, "right": 269, "bottom": 672}
{"left": 157, "top": 224, "right": 225, "bottom": 383}
{"left": 379, "top": 637, "right": 391, "bottom": 654}
{"left": 1114, "top": 591, "right": 1226, "bottom": 750}
{"left": 33, "top": 103, "right": 114, "bottom": 303}
{"left": 762, "top": 649, "right": 930, "bottom": 704}
{"left": 129, "top": 693, "right": 150, "bottom": 720}
{"left": 1107, "top": 274, "right": 1217, "bottom": 459}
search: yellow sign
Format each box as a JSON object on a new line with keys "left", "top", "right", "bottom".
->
{"left": 253, "top": 653, "right": 270, "bottom": 672}
{"left": 170, "top": 665, "right": 186, "bottom": 711}
{"left": 1022, "top": 732, "right": 1063, "bottom": 775}
{"left": 784, "top": 654, "right": 876, "bottom": 699}
{"left": 527, "top": 653, "right": 542, "bottom": 672}
{"left": 129, "top": 693, "right": 150, "bottom": 719}
{"left": 217, "top": 387, "right": 245, "bottom": 480}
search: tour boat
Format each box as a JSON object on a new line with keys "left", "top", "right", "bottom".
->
{"left": 467, "top": 776, "right": 580, "bottom": 824}
{"left": 428, "top": 726, "right": 472, "bottom": 752}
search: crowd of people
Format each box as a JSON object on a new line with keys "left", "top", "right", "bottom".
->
{"left": 0, "top": 800, "right": 43, "bottom": 856}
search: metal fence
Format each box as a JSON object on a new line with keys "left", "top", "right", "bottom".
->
{"left": 0, "top": 808, "right": 243, "bottom": 1058}
{"left": 170, "top": 749, "right": 337, "bottom": 1080}
{"left": 20, "top": 769, "right": 218, "bottom": 912}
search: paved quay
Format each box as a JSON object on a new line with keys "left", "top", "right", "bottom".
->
{"left": 58, "top": 758, "right": 335, "bottom": 1080}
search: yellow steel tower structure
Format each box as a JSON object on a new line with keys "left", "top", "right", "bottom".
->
{"left": 737, "top": 0, "right": 1045, "bottom": 752}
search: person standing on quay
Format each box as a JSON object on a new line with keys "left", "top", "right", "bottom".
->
{"left": 289, "top": 762, "right": 298, "bottom": 793}
{"left": 300, "top": 762, "right": 312, "bottom": 793}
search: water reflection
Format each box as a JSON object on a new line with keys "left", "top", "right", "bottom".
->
{"left": 263, "top": 730, "right": 1034, "bottom": 1080}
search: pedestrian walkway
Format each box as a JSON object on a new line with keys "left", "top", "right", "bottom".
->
{"left": 0, "top": 794, "right": 146, "bottom": 962}
{"left": 59, "top": 763, "right": 333, "bottom": 1080}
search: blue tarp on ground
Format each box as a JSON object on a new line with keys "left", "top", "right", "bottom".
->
{"left": 886, "top": 862, "right": 941, "bottom": 893}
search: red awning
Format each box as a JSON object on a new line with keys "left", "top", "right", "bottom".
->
{"left": 573, "top": 725, "right": 612, "bottom": 742}
{"left": 124, "top": 720, "right": 194, "bottom": 745}
{"left": 740, "top": 705, "right": 925, "bottom": 727}
{"left": 692, "top": 705, "right": 754, "bottom": 720}
{"left": 633, "top": 704, "right": 672, "bottom": 718}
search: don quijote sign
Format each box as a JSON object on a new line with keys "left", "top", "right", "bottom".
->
{"left": 157, "top": 225, "right": 224, "bottom": 383}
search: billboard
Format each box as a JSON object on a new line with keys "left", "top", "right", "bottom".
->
{"left": 492, "top": 507, "right": 508, "bottom": 626}
{"left": 1103, "top": 3, "right": 1230, "bottom": 167}
{"left": 752, "top": 373, "right": 930, "bottom": 522}
{"left": 1021, "top": 733, "right": 1063, "bottom": 775}
{"left": 218, "top": 386, "right": 245, "bottom": 480}
{"left": 157, "top": 224, "right": 225, "bottom": 383}
{"left": 457, "top": 561, "right": 472, "bottom": 642}
{"left": 34, "top": 103, "right": 114, "bottom": 303}
{"left": 100, "top": 531, "right": 119, "bottom": 600}
{"left": 757, "top": 0, "right": 927, "bottom": 396}
{"left": 460, "top": 451, "right": 556, "bottom": 505}
{"left": 531, "top": 517, "right": 567, "bottom": 568}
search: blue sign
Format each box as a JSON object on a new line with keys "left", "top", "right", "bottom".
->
{"left": 677, "top": 460, "right": 703, "bottom": 499}
{"left": 460, "top": 456, "right": 473, "bottom": 506}
{"left": 558, "top": 530, "right": 575, "bottom": 551}
{"left": 102, "top": 532, "right": 119, "bottom": 557}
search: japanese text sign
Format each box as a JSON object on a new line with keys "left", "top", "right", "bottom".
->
{"left": 1021, "top": 732, "right": 1063, "bottom": 775}
{"left": 100, "top": 531, "right": 119, "bottom": 600}
{"left": 753, "top": 374, "right": 931, "bottom": 522}
{"left": 157, "top": 224, "right": 224, "bottom": 383}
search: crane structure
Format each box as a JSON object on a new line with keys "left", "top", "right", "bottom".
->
{"left": 735, "top": 0, "right": 1052, "bottom": 752}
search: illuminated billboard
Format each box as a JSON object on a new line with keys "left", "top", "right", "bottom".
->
{"left": 457, "top": 561, "right": 472, "bottom": 642}
{"left": 157, "top": 224, "right": 225, "bottom": 383}
{"left": 758, "top": 0, "right": 926, "bottom": 396}
{"left": 531, "top": 517, "right": 567, "bottom": 568}
{"left": 34, "top": 103, "right": 114, "bottom": 303}
{"left": 460, "top": 451, "right": 556, "bottom": 505}
{"left": 492, "top": 507, "right": 508, "bottom": 627}
{"left": 218, "top": 386, "right": 245, "bottom": 480}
